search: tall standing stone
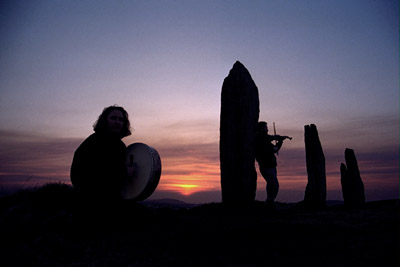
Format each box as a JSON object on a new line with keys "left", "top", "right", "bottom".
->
{"left": 340, "top": 148, "right": 365, "bottom": 207}
{"left": 304, "top": 124, "right": 326, "bottom": 208}
{"left": 220, "top": 61, "right": 260, "bottom": 204}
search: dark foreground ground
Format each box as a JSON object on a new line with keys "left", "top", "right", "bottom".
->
{"left": 0, "top": 183, "right": 399, "bottom": 267}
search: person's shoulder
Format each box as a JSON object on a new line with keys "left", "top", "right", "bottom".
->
{"left": 83, "top": 132, "right": 99, "bottom": 142}
{"left": 78, "top": 133, "right": 102, "bottom": 147}
{"left": 73, "top": 133, "right": 95, "bottom": 154}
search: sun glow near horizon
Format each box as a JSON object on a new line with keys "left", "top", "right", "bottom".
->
{"left": 0, "top": 126, "right": 398, "bottom": 203}
{"left": 158, "top": 173, "right": 220, "bottom": 196}
{"left": 165, "top": 183, "right": 199, "bottom": 196}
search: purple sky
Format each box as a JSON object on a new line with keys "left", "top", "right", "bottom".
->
{"left": 0, "top": 0, "right": 398, "bottom": 203}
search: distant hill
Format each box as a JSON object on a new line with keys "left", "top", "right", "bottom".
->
{"left": 140, "top": 198, "right": 200, "bottom": 209}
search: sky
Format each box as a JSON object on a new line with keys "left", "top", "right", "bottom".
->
{"left": 0, "top": 0, "right": 399, "bottom": 203}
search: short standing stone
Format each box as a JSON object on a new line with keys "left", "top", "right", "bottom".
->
{"left": 220, "top": 61, "right": 260, "bottom": 204}
{"left": 304, "top": 124, "right": 326, "bottom": 208}
{"left": 340, "top": 148, "right": 365, "bottom": 207}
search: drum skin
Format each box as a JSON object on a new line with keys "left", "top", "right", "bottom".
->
{"left": 121, "top": 143, "right": 161, "bottom": 201}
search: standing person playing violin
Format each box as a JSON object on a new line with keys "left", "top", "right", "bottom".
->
{"left": 255, "top": 121, "right": 291, "bottom": 205}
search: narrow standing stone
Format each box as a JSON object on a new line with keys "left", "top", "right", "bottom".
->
{"left": 304, "top": 124, "right": 326, "bottom": 208}
{"left": 220, "top": 61, "right": 260, "bottom": 204}
{"left": 341, "top": 148, "right": 365, "bottom": 207}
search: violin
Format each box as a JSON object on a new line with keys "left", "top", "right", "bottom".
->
{"left": 268, "top": 135, "right": 292, "bottom": 142}
{"left": 270, "top": 122, "right": 292, "bottom": 141}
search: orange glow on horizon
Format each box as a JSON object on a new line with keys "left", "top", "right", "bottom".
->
{"left": 177, "top": 184, "right": 198, "bottom": 189}
{"left": 159, "top": 174, "right": 218, "bottom": 196}
{"left": 157, "top": 152, "right": 221, "bottom": 196}
{"left": 168, "top": 184, "right": 199, "bottom": 196}
{"left": 1, "top": 133, "right": 397, "bottom": 203}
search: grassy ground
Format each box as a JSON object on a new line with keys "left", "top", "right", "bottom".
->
{"left": 0, "top": 183, "right": 398, "bottom": 266}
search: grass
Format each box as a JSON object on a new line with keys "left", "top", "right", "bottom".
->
{"left": 0, "top": 183, "right": 398, "bottom": 266}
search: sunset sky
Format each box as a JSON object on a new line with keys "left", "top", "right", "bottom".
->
{"left": 1, "top": 0, "right": 398, "bottom": 203}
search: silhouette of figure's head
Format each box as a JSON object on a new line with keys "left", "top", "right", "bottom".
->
{"left": 257, "top": 121, "right": 268, "bottom": 135}
{"left": 93, "top": 105, "right": 132, "bottom": 138}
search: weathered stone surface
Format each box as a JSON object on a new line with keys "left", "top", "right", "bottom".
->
{"left": 220, "top": 61, "right": 259, "bottom": 204}
{"left": 304, "top": 124, "right": 326, "bottom": 208}
{"left": 340, "top": 148, "right": 365, "bottom": 207}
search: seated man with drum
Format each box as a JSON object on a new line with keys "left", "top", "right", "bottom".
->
{"left": 70, "top": 105, "right": 134, "bottom": 210}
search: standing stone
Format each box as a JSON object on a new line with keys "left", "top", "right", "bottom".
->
{"left": 304, "top": 124, "right": 326, "bottom": 208}
{"left": 220, "top": 61, "right": 259, "bottom": 204}
{"left": 340, "top": 148, "right": 365, "bottom": 207}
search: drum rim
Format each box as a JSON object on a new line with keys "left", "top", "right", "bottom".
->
{"left": 124, "top": 142, "right": 161, "bottom": 201}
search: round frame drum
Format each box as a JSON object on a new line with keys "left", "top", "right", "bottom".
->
{"left": 121, "top": 143, "right": 161, "bottom": 201}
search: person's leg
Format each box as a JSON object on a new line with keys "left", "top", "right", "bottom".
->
{"left": 260, "top": 167, "right": 279, "bottom": 203}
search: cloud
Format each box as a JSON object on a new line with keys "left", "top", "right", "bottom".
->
{"left": 317, "top": 113, "right": 399, "bottom": 151}
{"left": 0, "top": 124, "right": 397, "bottom": 202}
{"left": 0, "top": 130, "right": 82, "bottom": 180}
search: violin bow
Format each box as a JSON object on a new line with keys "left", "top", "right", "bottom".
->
{"left": 273, "top": 122, "right": 279, "bottom": 155}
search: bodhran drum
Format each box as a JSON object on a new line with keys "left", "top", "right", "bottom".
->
{"left": 121, "top": 143, "right": 161, "bottom": 201}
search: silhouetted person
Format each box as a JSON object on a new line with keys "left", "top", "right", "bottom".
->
{"left": 70, "top": 105, "right": 133, "bottom": 220}
{"left": 255, "top": 121, "right": 290, "bottom": 205}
